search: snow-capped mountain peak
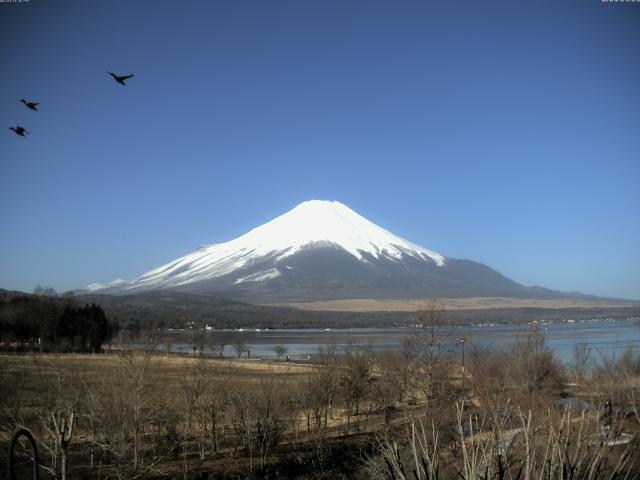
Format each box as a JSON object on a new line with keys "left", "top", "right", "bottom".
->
{"left": 223, "top": 199, "right": 444, "bottom": 265}
{"left": 84, "top": 200, "right": 445, "bottom": 294}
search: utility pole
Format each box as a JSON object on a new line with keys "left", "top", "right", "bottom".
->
{"left": 460, "top": 337, "right": 466, "bottom": 395}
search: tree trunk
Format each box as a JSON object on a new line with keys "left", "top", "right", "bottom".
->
{"left": 60, "top": 447, "right": 67, "bottom": 480}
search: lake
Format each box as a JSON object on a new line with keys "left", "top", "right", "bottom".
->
{"left": 161, "top": 317, "right": 640, "bottom": 364}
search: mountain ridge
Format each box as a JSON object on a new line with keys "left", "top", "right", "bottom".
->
{"left": 81, "top": 200, "right": 603, "bottom": 303}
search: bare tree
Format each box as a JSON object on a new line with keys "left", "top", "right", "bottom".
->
{"left": 0, "top": 356, "right": 27, "bottom": 432}
{"left": 161, "top": 335, "right": 173, "bottom": 356}
{"left": 80, "top": 371, "right": 104, "bottom": 470}
{"left": 378, "top": 347, "right": 413, "bottom": 404}
{"left": 468, "top": 345, "right": 515, "bottom": 422}
{"left": 33, "top": 285, "right": 57, "bottom": 297}
{"left": 405, "top": 301, "right": 456, "bottom": 406}
{"left": 593, "top": 345, "right": 640, "bottom": 425}
{"left": 373, "top": 416, "right": 440, "bottom": 480}
{"left": 89, "top": 335, "right": 169, "bottom": 479}
{"left": 229, "top": 371, "right": 291, "bottom": 470}
{"left": 179, "top": 361, "right": 207, "bottom": 475}
{"left": 340, "top": 351, "right": 372, "bottom": 435}
{"left": 295, "top": 351, "right": 340, "bottom": 474}
{"left": 510, "top": 326, "right": 562, "bottom": 411}
{"left": 188, "top": 328, "right": 205, "bottom": 356}
{"left": 372, "top": 402, "right": 637, "bottom": 480}
{"left": 121, "top": 348, "right": 155, "bottom": 470}
{"left": 273, "top": 345, "right": 288, "bottom": 360}
{"left": 202, "top": 360, "right": 233, "bottom": 453}
{"left": 216, "top": 336, "right": 228, "bottom": 357}
{"left": 35, "top": 360, "right": 82, "bottom": 480}
{"left": 570, "top": 341, "right": 593, "bottom": 383}
{"left": 233, "top": 340, "right": 246, "bottom": 358}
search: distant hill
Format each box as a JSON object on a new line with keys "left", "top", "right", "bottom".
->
{"left": 3, "top": 288, "right": 638, "bottom": 329}
{"left": 75, "top": 290, "right": 640, "bottom": 329}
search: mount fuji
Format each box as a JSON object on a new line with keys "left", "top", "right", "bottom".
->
{"left": 83, "top": 200, "right": 569, "bottom": 303}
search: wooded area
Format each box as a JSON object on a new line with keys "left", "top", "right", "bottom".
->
{"left": 0, "top": 292, "right": 115, "bottom": 353}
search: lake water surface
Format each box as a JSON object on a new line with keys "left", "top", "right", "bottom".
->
{"left": 165, "top": 318, "right": 640, "bottom": 364}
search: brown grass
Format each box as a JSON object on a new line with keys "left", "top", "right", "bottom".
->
{"left": 0, "top": 351, "right": 315, "bottom": 379}
{"left": 268, "top": 296, "right": 636, "bottom": 312}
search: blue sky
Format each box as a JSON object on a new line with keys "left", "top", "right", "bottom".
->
{"left": 1, "top": 0, "right": 639, "bottom": 299}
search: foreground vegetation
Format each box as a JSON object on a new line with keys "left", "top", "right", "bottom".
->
{"left": 1, "top": 306, "right": 639, "bottom": 479}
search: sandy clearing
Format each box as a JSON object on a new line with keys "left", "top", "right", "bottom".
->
{"left": 267, "top": 296, "right": 637, "bottom": 312}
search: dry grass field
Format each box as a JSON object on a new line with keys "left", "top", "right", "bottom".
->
{"left": 272, "top": 296, "right": 638, "bottom": 312}
{"left": 1, "top": 351, "right": 392, "bottom": 479}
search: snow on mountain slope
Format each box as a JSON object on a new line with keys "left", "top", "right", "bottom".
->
{"left": 84, "top": 279, "right": 128, "bottom": 291}
{"left": 86, "top": 200, "right": 445, "bottom": 292}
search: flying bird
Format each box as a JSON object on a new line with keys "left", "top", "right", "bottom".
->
{"left": 108, "top": 71, "right": 134, "bottom": 86}
{"left": 20, "top": 99, "right": 39, "bottom": 111}
{"left": 9, "top": 126, "right": 28, "bottom": 137}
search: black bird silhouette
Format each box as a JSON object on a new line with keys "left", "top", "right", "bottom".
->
{"left": 20, "top": 99, "right": 39, "bottom": 111}
{"left": 108, "top": 71, "right": 134, "bottom": 86}
{"left": 9, "top": 126, "right": 28, "bottom": 137}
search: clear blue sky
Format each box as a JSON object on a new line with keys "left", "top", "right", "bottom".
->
{"left": 1, "top": 0, "right": 639, "bottom": 299}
